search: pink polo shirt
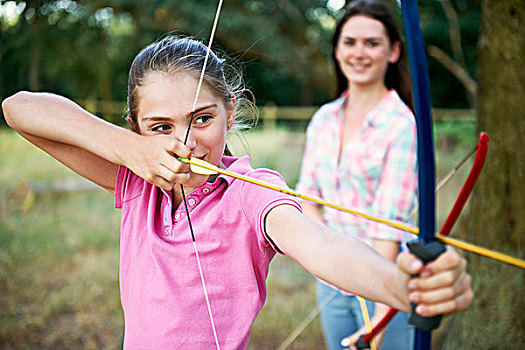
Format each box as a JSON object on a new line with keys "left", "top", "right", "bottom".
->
{"left": 114, "top": 155, "right": 300, "bottom": 349}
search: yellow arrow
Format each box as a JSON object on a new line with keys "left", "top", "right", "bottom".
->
{"left": 180, "top": 157, "right": 419, "bottom": 233}
{"left": 178, "top": 157, "right": 525, "bottom": 269}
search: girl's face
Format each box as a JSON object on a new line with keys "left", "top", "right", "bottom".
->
{"left": 335, "top": 15, "right": 400, "bottom": 89}
{"left": 136, "top": 71, "right": 235, "bottom": 188}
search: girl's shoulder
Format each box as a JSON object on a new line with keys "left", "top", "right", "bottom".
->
{"left": 223, "top": 156, "right": 289, "bottom": 189}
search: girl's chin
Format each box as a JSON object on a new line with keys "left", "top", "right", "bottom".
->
{"left": 183, "top": 173, "right": 215, "bottom": 189}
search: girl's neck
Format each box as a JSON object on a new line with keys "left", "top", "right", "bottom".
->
{"left": 346, "top": 82, "right": 389, "bottom": 114}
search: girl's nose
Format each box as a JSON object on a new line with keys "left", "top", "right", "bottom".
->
{"left": 178, "top": 129, "right": 197, "bottom": 150}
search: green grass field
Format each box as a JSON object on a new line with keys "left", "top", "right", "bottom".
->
{"left": 0, "top": 122, "right": 478, "bottom": 349}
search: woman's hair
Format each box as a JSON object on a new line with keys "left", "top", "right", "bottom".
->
{"left": 331, "top": 0, "right": 414, "bottom": 111}
{"left": 126, "top": 35, "right": 257, "bottom": 154}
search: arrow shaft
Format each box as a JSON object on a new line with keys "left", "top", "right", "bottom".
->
{"left": 182, "top": 157, "right": 419, "bottom": 234}
{"left": 181, "top": 156, "right": 525, "bottom": 270}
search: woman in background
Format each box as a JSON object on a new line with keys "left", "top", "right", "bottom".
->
{"left": 296, "top": 1, "right": 418, "bottom": 349}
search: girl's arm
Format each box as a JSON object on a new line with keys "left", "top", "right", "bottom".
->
{"left": 300, "top": 202, "right": 326, "bottom": 227}
{"left": 265, "top": 204, "right": 473, "bottom": 315}
{"left": 2, "top": 92, "right": 190, "bottom": 191}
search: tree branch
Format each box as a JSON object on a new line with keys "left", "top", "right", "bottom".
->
{"left": 438, "top": 0, "right": 466, "bottom": 69}
{"left": 427, "top": 45, "right": 477, "bottom": 97}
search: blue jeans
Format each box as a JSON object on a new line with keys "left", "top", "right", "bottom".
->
{"left": 317, "top": 281, "right": 414, "bottom": 350}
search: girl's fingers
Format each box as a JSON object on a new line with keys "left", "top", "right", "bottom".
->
{"left": 409, "top": 250, "right": 467, "bottom": 292}
{"left": 409, "top": 270, "right": 471, "bottom": 302}
{"left": 158, "top": 165, "right": 191, "bottom": 185}
{"left": 166, "top": 137, "right": 191, "bottom": 159}
{"left": 408, "top": 273, "right": 473, "bottom": 316}
{"left": 397, "top": 251, "right": 424, "bottom": 275}
{"left": 413, "top": 282, "right": 474, "bottom": 316}
{"left": 400, "top": 247, "right": 473, "bottom": 316}
{"left": 160, "top": 155, "right": 190, "bottom": 178}
{"left": 421, "top": 248, "right": 465, "bottom": 277}
{"left": 152, "top": 176, "right": 176, "bottom": 191}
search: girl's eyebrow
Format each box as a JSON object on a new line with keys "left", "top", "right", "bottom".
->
{"left": 190, "top": 103, "right": 218, "bottom": 117}
{"left": 141, "top": 103, "right": 218, "bottom": 122}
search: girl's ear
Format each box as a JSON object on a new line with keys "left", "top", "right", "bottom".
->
{"left": 388, "top": 41, "right": 402, "bottom": 64}
{"left": 226, "top": 95, "right": 236, "bottom": 130}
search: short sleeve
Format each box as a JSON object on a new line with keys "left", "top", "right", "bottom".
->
{"left": 239, "top": 169, "right": 302, "bottom": 254}
{"left": 115, "top": 165, "right": 129, "bottom": 209}
{"left": 114, "top": 165, "right": 144, "bottom": 209}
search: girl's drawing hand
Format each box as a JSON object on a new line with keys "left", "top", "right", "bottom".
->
{"left": 398, "top": 248, "right": 473, "bottom": 316}
{"left": 125, "top": 134, "right": 191, "bottom": 190}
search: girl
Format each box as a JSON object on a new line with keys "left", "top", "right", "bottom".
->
{"left": 3, "top": 35, "right": 472, "bottom": 350}
{"left": 296, "top": 1, "right": 423, "bottom": 349}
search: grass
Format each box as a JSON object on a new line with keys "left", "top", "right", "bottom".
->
{"left": 0, "top": 122, "right": 480, "bottom": 349}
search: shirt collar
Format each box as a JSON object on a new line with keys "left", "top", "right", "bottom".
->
{"left": 215, "top": 155, "right": 251, "bottom": 186}
{"left": 338, "top": 89, "right": 401, "bottom": 128}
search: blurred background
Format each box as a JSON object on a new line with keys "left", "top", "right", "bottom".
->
{"left": 0, "top": 0, "right": 523, "bottom": 349}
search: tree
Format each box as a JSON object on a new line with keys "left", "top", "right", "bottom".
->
{"left": 442, "top": 1, "right": 525, "bottom": 348}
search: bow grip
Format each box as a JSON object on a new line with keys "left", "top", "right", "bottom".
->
{"left": 406, "top": 239, "right": 446, "bottom": 332}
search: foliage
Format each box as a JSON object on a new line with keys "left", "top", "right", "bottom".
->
{"left": 0, "top": 0, "right": 481, "bottom": 126}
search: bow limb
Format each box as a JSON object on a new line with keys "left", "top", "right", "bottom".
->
{"left": 440, "top": 132, "right": 489, "bottom": 235}
{"left": 400, "top": 1, "right": 436, "bottom": 349}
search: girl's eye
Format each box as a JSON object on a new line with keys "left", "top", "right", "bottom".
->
{"left": 343, "top": 39, "right": 355, "bottom": 46}
{"left": 194, "top": 115, "right": 213, "bottom": 125}
{"left": 366, "top": 40, "right": 380, "bottom": 47}
{"left": 152, "top": 124, "right": 172, "bottom": 132}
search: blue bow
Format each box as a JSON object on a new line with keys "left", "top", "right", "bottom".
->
{"left": 401, "top": 1, "right": 437, "bottom": 349}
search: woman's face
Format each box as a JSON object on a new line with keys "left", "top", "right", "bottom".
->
{"left": 335, "top": 15, "right": 400, "bottom": 89}
{"left": 135, "top": 71, "right": 235, "bottom": 187}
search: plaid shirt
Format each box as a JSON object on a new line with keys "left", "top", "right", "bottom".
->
{"left": 296, "top": 90, "right": 418, "bottom": 245}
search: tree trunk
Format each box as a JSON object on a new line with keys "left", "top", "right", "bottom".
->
{"left": 443, "top": 1, "right": 525, "bottom": 348}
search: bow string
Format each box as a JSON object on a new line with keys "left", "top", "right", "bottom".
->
{"left": 181, "top": 1, "right": 224, "bottom": 349}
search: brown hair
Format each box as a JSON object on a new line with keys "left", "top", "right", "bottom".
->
{"left": 332, "top": 0, "right": 414, "bottom": 111}
{"left": 126, "top": 35, "right": 256, "bottom": 154}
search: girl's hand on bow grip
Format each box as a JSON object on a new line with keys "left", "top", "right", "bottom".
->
{"left": 398, "top": 248, "right": 473, "bottom": 317}
{"left": 125, "top": 134, "right": 191, "bottom": 191}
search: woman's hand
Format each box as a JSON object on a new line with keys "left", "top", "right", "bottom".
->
{"left": 340, "top": 325, "right": 386, "bottom": 350}
{"left": 397, "top": 248, "right": 473, "bottom": 316}
{"left": 124, "top": 133, "right": 192, "bottom": 191}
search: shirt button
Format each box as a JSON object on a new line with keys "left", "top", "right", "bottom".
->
{"left": 165, "top": 227, "right": 170, "bottom": 235}
{"left": 188, "top": 198, "right": 196, "bottom": 205}
{"left": 174, "top": 213, "right": 181, "bottom": 220}
{"left": 203, "top": 188, "right": 210, "bottom": 193}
